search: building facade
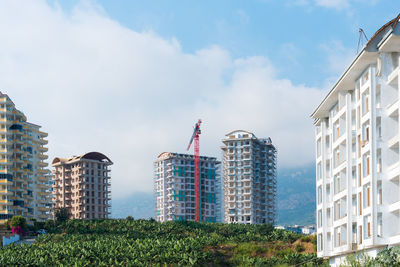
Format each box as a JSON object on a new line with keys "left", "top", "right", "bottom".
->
{"left": 52, "top": 152, "right": 112, "bottom": 219}
{"left": 221, "top": 130, "right": 276, "bottom": 224}
{"left": 312, "top": 15, "right": 400, "bottom": 266}
{"left": 154, "top": 152, "right": 221, "bottom": 222}
{"left": 0, "top": 92, "right": 50, "bottom": 224}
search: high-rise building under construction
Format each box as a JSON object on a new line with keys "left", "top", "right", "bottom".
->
{"left": 221, "top": 130, "right": 277, "bottom": 224}
{"left": 0, "top": 92, "right": 51, "bottom": 224}
{"left": 154, "top": 152, "right": 221, "bottom": 222}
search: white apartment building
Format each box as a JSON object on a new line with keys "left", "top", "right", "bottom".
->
{"left": 312, "top": 15, "right": 400, "bottom": 265}
{"left": 0, "top": 92, "right": 51, "bottom": 224}
{"left": 154, "top": 152, "right": 221, "bottom": 222}
{"left": 221, "top": 130, "right": 276, "bottom": 224}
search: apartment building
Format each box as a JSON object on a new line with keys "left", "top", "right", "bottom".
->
{"left": 52, "top": 152, "right": 112, "bottom": 219}
{"left": 221, "top": 130, "right": 276, "bottom": 224}
{"left": 312, "top": 15, "right": 400, "bottom": 265}
{"left": 154, "top": 152, "right": 221, "bottom": 222}
{"left": 44, "top": 170, "right": 54, "bottom": 219}
{"left": 0, "top": 92, "right": 50, "bottom": 224}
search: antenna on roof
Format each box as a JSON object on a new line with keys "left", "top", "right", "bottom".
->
{"left": 357, "top": 28, "right": 368, "bottom": 54}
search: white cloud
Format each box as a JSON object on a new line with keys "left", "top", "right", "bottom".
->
{"left": 235, "top": 9, "right": 250, "bottom": 25}
{"left": 314, "top": 0, "right": 350, "bottom": 9}
{"left": 289, "top": 0, "right": 378, "bottom": 10}
{"left": 0, "top": 0, "right": 326, "bottom": 198}
{"left": 278, "top": 43, "right": 303, "bottom": 66}
{"left": 320, "top": 40, "right": 355, "bottom": 87}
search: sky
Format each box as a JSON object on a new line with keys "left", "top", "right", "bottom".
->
{"left": 0, "top": 0, "right": 399, "bottom": 198}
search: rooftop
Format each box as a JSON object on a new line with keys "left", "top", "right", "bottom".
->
{"left": 52, "top": 152, "right": 113, "bottom": 165}
{"left": 311, "top": 13, "right": 400, "bottom": 119}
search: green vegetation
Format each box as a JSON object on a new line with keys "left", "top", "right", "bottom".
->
{"left": 54, "top": 207, "right": 71, "bottom": 223}
{"left": 9, "top": 215, "right": 26, "bottom": 230}
{"left": 341, "top": 246, "right": 400, "bottom": 267}
{"left": 0, "top": 219, "right": 326, "bottom": 266}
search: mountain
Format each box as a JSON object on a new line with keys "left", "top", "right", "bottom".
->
{"left": 112, "top": 191, "right": 154, "bottom": 219}
{"left": 276, "top": 164, "right": 316, "bottom": 226}
{"left": 111, "top": 163, "right": 316, "bottom": 226}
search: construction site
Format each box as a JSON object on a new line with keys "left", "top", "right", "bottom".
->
{"left": 153, "top": 120, "right": 277, "bottom": 224}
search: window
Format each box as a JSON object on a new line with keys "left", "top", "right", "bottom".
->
{"left": 367, "top": 222, "right": 371, "bottom": 237}
{"left": 377, "top": 182, "right": 382, "bottom": 205}
{"left": 318, "top": 210, "right": 322, "bottom": 227}
{"left": 377, "top": 213, "right": 383, "bottom": 237}
{"left": 318, "top": 186, "right": 322, "bottom": 204}
{"left": 318, "top": 234, "right": 323, "bottom": 251}
{"left": 364, "top": 215, "right": 372, "bottom": 239}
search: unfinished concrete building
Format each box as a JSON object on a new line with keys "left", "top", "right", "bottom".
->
{"left": 52, "top": 152, "right": 112, "bottom": 219}
{"left": 154, "top": 152, "right": 221, "bottom": 222}
{"left": 221, "top": 130, "right": 277, "bottom": 224}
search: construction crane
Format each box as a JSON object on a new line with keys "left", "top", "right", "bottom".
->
{"left": 357, "top": 28, "right": 368, "bottom": 54}
{"left": 187, "top": 119, "right": 202, "bottom": 222}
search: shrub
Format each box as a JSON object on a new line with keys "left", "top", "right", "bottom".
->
{"left": 295, "top": 243, "right": 305, "bottom": 253}
{"left": 257, "top": 223, "right": 274, "bottom": 236}
{"left": 276, "top": 248, "right": 293, "bottom": 258}
{"left": 11, "top": 226, "right": 24, "bottom": 236}
{"left": 234, "top": 242, "right": 268, "bottom": 257}
{"left": 54, "top": 207, "right": 71, "bottom": 224}
{"left": 342, "top": 251, "right": 373, "bottom": 267}
{"left": 34, "top": 221, "right": 45, "bottom": 231}
{"left": 300, "top": 235, "right": 312, "bottom": 242}
{"left": 44, "top": 220, "right": 56, "bottom": 232}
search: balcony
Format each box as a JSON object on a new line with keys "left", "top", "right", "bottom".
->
{"left": 0, "top": 179, "right": 12, "bottom": 185}
{"left": 38, "top": 146, "right": 48, "bottom": 152}
{"left": 387, "top": 99, "right": 399, "bottom": 117}
{"left": 38, "top": 131, "right": 48, "bottom": 137}
{"left": 389, "top": 201, "right": 400, "bottom": 213}
{"left": 361, "top": 140, "right": 368, "bottom": 148}
{"left": 388, "top": 134, "right": 400, "bottom": 149}
{"left": 388, "top": 163, "right": 400, "bottom": 181}
{"left": 0, "top": 199, "right": 12, "bottom": 205}
{"left": 387, "top": 65, "right": 399, "bottom": 86}
{"left": 40, "top": 139, "right": 48, "bottom": 145}
{"left": 0, "top": 190, "right": 11, "bottom": 195}
{"left": 38, "top": 154, "right": 48, "bottom": 160}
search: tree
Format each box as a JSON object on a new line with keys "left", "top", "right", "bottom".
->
{"left": 44, "top": 220, "right": 56, "bottom": 232}
{"left": 10, "top": 216, "right": 26, "bottom": 236}
{"left": 54, "top": 207, "right": 71, "bottom": 224}
{"left": 10, "top": 216, "right": 26, "bottom": 229}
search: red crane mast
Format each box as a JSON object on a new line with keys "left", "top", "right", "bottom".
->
{"left": 187, "top": 119, "right": 202, "bottom": 222}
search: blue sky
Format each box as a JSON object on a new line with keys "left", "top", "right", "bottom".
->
{"left": 2, "top": 0, "right": 399, "bottom": 196}
{"left": 56, "top": 0, "right": 399, "bottom": 87}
